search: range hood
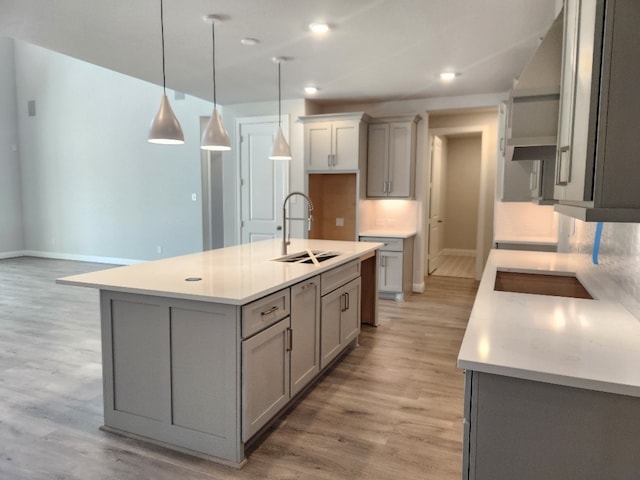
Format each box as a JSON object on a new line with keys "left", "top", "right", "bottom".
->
{"left": 506, "top": 11, "right": 562, "bottom": 162}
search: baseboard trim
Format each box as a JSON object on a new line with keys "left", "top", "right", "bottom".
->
{"left": 19, "top": 250, "right": 143, "bottom": 266}
{"left": 0, "top": 250, "right": 26, "bottom": 260}
{"left": 442, "top": 248, "right": 476, "bottom": 257}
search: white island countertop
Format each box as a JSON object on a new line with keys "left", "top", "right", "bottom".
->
{"left": 359, "top": 230, "right": 417, "bottom": 239}
{"left": 57, "top": 238, "right": 381, "bottom": 305}
{"left": 458, "top": 249, "right": 640, "bottom": 397}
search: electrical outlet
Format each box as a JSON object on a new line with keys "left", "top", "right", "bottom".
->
{"left": 191, "top": 193, "right": 197, "bottom": 201}
{"left": 336, "top": 217, "right": 344, "bottom": 227}
{"left": 157, "top": 245, "right": 162, "bottom": 254}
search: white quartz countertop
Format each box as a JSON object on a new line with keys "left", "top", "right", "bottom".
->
{"left": 57, "top": 239, "right": 381, "bottom": 305}
{"left": 458, "top": 249, "right": 640, "bottom": 397}
{"left": 359, "top": 230, "right": 417, "bottom": 239}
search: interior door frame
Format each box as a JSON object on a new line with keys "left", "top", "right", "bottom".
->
{"left": 427, "top": 134, "right": 445, "bottom": 274}
{"left": 426, "top": 125, "right": 489, "bottom": 280}
{"left": 235, "top": 115, "right": 290, "bottom": 244}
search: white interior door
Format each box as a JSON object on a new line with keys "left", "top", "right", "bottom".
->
{"left": 239, "top": 117, "right": 288, "bottom": 244}
{"left": 428, "top": 135, "right": 445, "bottom": 274}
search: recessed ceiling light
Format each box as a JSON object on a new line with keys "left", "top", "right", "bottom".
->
{"left": 439, "top": 72, "right": 458, "bottom": 81}
{"left": 304, "top": 86, "right": 318, "bottom": 94}
{"left": 240, "top": 38, "right": 259, "bottom": 46}
{"left": 309, "top": 23, "right": 330, "bottom": 34}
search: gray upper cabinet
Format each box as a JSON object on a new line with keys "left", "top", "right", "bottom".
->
{"left": 299, "top": 112, "right": 369, "bottom": 172}
{"left": 554, "top": 0, "right": 640, "bottom": 221}
{"left": 366, "top": 115, "right": 420, "bottom": 198}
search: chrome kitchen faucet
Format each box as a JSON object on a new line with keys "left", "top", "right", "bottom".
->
{"left": 281, "top": 192, "right": 313, "bottom": 255}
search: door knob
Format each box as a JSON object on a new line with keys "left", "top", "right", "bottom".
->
{"left": 277, "top": 226, "right": 282, "bottom": 231}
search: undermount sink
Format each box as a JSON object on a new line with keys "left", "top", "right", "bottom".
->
{"left": 273, "top": 250, "right": 341, "bottom": 264}
{"left": 494, "top": 270, "right": 593, "bottom": 299}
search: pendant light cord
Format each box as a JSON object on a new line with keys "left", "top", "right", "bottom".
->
{"left": 160, "top": 0, "right": 167, "bottom": 95}
{"left": 211, "top": 22, "right": 217, "bottom": 106}
{"left": 278, "top": 61, "right": 282, "bottom": 127}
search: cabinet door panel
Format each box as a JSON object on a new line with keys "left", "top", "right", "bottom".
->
{"left": 332, "top": 121, "right": 359, "bottom": 170}
{"left": 367, "top": 123, "right": 389, "bottom": 197}
{"left": 340, "top": 278, "right": 361, "bottom": 345}
{"left": 306, "top": 123, "right": 333, "bottom": 170}
{"left": 555, "top": 0, "right": 579, "bottom": 201}
{"left": 111, "top": 299, "right": 170, "bottom": 422}
{"left": 379, "top": 251, "right": 403, "bottom": 292}
{"left": 320, "top": 288, "right": 343, "bottom": 369}
{"left": 242, "top": 318, "right": 290, "bottom": 441}
{"left": 290, "top": 278, "right": 320, "bottom": 397}
{"left": 565, "top": 0, "right": 598, "bottom": 202}
{"left": 388, "top": 122, "right": 412, "bottom": 197}
{"left": 171, "top": 306, "right": 237, "bottom": 436}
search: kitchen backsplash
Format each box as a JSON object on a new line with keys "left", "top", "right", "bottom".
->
{"left": 359, "top": 199, "right": 418, "bottom": 232}
{"left": 564, "top": 217, "right": 640, "bottom": 319}
{"left": 494, "top": 202, "right": 559, "bottom": 241}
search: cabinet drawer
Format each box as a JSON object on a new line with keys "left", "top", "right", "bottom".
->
{"left": 242, "top": 288, "right": 290, "bottom": 339}
{"left": 321, "top": 260, "right": 360, "bottom": 296}
{"left": 361, "top": 237, "right": 403, "bottom": 252}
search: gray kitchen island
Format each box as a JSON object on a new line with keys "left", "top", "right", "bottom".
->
{"left": 58, "top": 238, "right": 381, "bottom": 467}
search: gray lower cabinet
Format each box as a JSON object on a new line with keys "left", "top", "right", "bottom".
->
{"left": 320, "top": 277, "right": 361, "bottom": 369}
{"left": 290, "top": 276, "right": 321, "bottom": 397}
{"left": 102, "top": 291, "right": 242, "bottom": 464}
{"left": 242, "top": 317, "right": 290, "bottom": 441}
{"left": 100, "top": 263, "right": 361, "bottom": 466}
{"left": 463, "top": 370, "right": 640, "bottom": 480}
{"left": 360, "top": 236, "right": 413, "bottom": 300}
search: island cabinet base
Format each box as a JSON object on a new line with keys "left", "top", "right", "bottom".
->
{"left": 97, "top": 260, "right": 366, "bottom": 467}
{"left": 463, "top": 371, "right": 640, "bottom": 480}
{"left": 100, "top": 290, "right": 245, "bottom": 466}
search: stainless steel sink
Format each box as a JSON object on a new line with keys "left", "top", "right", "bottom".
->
{"left": 273, "top": 250, "right": 340, "bottom": 264}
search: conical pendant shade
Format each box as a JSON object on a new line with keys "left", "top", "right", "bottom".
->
{"left": 201, "top": 108, "right": 231, "bottom": 151}
{"left": 148, "top": 94, "right": 184, "bottom": 144}
{"left": 269, "top": 126, "right": 292, "bottom": 160}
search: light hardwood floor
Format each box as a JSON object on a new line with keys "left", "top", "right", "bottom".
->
{"left": 0, "top": 257, "right": 478, "bottom": 480}
{"left": 431, "top": 255, "right": 476, "bottom": 279}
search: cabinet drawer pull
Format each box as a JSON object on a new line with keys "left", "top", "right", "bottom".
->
{"left": 261, "top": 305, "right": 279, "bottom": 316}
{"left": 345, "top": 292, "right": 350, "bottom": 310}
{"left": 327, "top": 154, "right": 331, "bottom": 167}
{"left": 286, "top": 327, "right": 293, "bottom": 352}
{"left": 301, "top": 281, "right": 315, "bottom": 290}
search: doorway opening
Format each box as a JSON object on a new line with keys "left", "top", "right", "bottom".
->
{"left": 429, "top": 132, "right": 481, "bottom": 279}
{"left": 427, "top": 124, "right": 488, "bottom": 280}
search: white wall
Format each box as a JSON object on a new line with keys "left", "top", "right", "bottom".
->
{"left": 0, "top": 37, "right": 24, "bottom": 256}
{"left": 12, "top": 41, "right": 214, "bottom": 263}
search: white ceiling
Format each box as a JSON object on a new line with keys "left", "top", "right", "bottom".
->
{"left": 0, "top": 0, "right": 558, "bottom": 106}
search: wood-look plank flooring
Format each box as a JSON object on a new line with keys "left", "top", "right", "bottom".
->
{"left": 0, "top": 257, "right": 478, "bottom": 480}
{"left": 431, "top": 255, "right": 476, "bottom": 279}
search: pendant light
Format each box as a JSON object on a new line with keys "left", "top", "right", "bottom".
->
{"left": 269, "top": 57, "right": 292, "bottom": 160}
{"left": 201, "top": 14, "right": 231, "bottom": 151}
{"left": 148, "top": 0, "right": 184, "bottom": 145}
